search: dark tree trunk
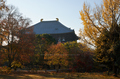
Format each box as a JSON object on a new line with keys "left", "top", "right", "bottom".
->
{"left": 8, "top": 59, "right": 12, "bottom": 69}
{"left": 108, "top": 67, "right": 110, "bottom": 75}
{"left": 8, "top": 54, "right": 12, "bottom": 69}
{"left": 56, "top": 64, "right": 60, "bottom": 73}
{"left": 113, "top": 64, "right": 118, "bottom": 77}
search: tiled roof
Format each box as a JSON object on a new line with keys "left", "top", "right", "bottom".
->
{"left": 32, "top": 21, "right": 73, "bottom": 34}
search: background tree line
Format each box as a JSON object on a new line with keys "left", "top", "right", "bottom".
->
{"left": 0, "top": 0, "right": 94, "bottom": 72}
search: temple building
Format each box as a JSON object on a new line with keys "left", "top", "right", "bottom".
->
{"left": 28, "top": 18, "right": 79, "bottom": 42}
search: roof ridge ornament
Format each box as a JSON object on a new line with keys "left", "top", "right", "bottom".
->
{"left": 56, "top": 18, "right": 59, "bottom": 21}
{"left": 41, "top": 19, "right": 43, "bottom": 22}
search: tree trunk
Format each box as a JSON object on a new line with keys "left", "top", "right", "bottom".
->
{"left": 113, "top": 64, "right": 118, "bottom": 77}
{"left": 107, "top": 68, "right": 110, "bottom": 75}
{"left": 8, "top": 54, "right": 12, "bottom": 69}
{"left": 56, "top": 65, "right": 59, "bottom": 73}
{"left": 8, "top": 60, "right": 12, "bottom": 69}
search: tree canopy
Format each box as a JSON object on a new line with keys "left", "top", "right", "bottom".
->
{"left": 79, "top": 0, "right": 120, "bottom": 76}
{"left": 0, "top": 5, "right": 35, "bottom": 69}
{"left": 79, "top": 0, "right": 120, "bottom": 47}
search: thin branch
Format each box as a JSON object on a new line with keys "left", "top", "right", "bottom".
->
{"left": 116, "top": 14, "right": 120, "bottom": 22}
{"left": 85, "top": 10, "right": 102, "bottom": 33}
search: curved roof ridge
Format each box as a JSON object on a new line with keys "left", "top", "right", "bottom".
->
{"left": 32, "top": 20, "right": 73, "bottom": 34}
{"left": 57, "top": 21, "right": 72, "bottom": 30}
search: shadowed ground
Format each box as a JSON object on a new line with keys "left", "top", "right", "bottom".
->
{"left": 0, "top": 72, "right": 120, "bottom": 79}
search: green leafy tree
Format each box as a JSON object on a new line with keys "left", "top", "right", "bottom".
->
{"left": 94, "top": 29, "right": 112, "bottom": 74}
{"left": 94, "top": 27, "right": 120, "bottom": 76}
{"left": 63, "top": 41, "right": 81, "bottom": 68}
{"left": 34, "top": 34, "right": 56, "bottom": 68}
{"left": 63, "top": 41, "right": 93, "bottom": 72}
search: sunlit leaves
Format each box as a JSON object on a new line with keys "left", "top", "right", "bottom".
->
{"left": 0, "top": 5, "right": 34, "bottom": 69}
{"left": 44, "top": 43, "right": 68, "bottom": 67}
{"left": 79, "top": 0, "right": 120, "bottom": 47}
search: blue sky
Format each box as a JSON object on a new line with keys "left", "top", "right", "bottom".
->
{"left": 6, "top": 0, "right": 102, "bottom": 36}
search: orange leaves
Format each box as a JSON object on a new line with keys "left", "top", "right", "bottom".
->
{"left": 13, "top": 33, "right": 35, "bottom": 63}
{"left": 44, "top": 43, "right": 68, "bottom": 66}
{"left": 0, "top": 5, "right": 35, "bottom": 67}
{"left": 0, "top": 0, "right": 8, "bottom": 11}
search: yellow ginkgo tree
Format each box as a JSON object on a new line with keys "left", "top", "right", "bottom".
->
{"left": 79, "top": 0, "right": 120, "bottom": 76}
{"left": 79, "top": 0, "right": 120, "bottom": 47}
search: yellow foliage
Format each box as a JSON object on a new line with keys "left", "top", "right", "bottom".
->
{"left": 79, "top": 0, "right": 120, "bottom": 47}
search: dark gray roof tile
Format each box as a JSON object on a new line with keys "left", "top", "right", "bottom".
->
{"left": 32, "top": 21, "right": 73, "bottom": 34}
